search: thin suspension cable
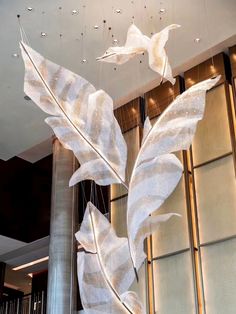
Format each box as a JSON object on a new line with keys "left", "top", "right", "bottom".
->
{"left": 203, "top": 0, "right": 215, "bottom": 68}
{"left": 17, "top": 15, "right": 30, "bottom": 45}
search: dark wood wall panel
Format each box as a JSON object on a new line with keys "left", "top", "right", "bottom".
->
{"left": 144, "top": 76, "right": 182, "bottom": 119}
{"left": 229, "top": 45, "right": 236, "bottom": 77}
{"left": 184, "top": 53, "right": 229, "bottom": 89}
{"left": 114, "top": 98, "right": 142, "bottom": 133}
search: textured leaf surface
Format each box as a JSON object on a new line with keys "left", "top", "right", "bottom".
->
{"left": 148, "top": 24, "right": 180, "bottom": 85}
{"left": 127, "top": 76, "right": 221, "bottom": 270}
{"left": 97, "top": 24, "right": 180, "bottom": 84}
{"left": 20, "top": 42, "right": 127, "bottom": 186}
{"left": 76, "top": 202, "right": 144, "bottom": 314}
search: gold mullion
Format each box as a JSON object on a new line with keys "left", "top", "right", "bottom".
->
{"left": 146, "top": 236, "right": 155, "bottom": 314}
{"left": 185, "top": 148, "right": 206, "bottom": 314}
{"left": 224, "top": 82, "right": 236, "bottom": 175}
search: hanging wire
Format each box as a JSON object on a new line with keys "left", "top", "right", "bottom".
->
{"left": 203, "top": 0, "right": 215, "bottom": 69}
{"left": 17, "top": 15, "right": 30, "bottom": 45}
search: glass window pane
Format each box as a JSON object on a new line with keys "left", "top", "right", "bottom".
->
{"left": 111, "top": 127, "right": 140, "bottom": 200}
{"left": 152, "top": 178, "right": 190, "bottom": 257}
{"left": 153, "top": 251, "right": 196, "bottom": 314}
{"left": 192, "top": 84, "right": 232, "bottom": 166}
{"left": 195, "top": 155, "right": 236, "bottom": 244}
{"left": 201, "top": 238, "right": 236, "bottom": 314}
{"left": 110, "top": 196, "right": 127, "bottom": 237}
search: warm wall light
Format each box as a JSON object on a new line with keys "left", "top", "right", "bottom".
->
{"left": 149, "top": 97, "right": 156, "bottom": 106}
{"left": 13, "top": 256, "right": 49, "bottom": 271}
{"left": 210, "top": 64, "right": 216, "bottom": 74}
{"left": 187, "top": 77, "right": 195, "bottom": 86}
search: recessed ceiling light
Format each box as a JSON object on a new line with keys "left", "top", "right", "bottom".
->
{"left": 94, "top": 25, "right": 99, "bottom": 30}
{"left": 113, "top": 39, "right": 119, "bottom": 45}
{"left": 81, "top": 59, "right": 87, "bottom": 63}
{"left": 13, "top": 256, "right": 49, "bottom": 271}
{"left": 27, "top": 7, "right": 33, "bottom": 12}
{"left": 115, "top": 9, "right": 122, "bottom": 14}
{"left": 194, "top": 38, "right": 201, "bottom": 43}
{"left": 71, "top": 9, "right": 78, "bottom": 15}
{"left": 12, "top": 53, "right": 19, "bottom": 58}
{"left": 159, "top": 8, "right": 166, "bottom": 14}
{"left": 40, "top": 32, "right": 47, "bottom": 37}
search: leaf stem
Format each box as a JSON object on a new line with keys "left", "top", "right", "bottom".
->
{"left": 89, "top": 205, "right": 134, "bottom": 314}
{"left": 20, "top": 41, "right": 129, "bottom": 190}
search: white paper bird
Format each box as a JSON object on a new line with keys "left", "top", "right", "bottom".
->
{"left": 97, "top": 24, "right": 180, "bottom": 85}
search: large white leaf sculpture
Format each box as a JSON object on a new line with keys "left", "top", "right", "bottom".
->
{"left": 20, "top": 41, "right": 127, "bottom": 187}
{"left": 76, "top": 202, "right": 145, "bottom": 314}
{"left": 97, "top": 24, "right": 180, "bottom": 85}
{"left": 127, "top": 75, "right": 221, "bottom": 273}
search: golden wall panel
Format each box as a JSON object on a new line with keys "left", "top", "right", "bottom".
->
{"left": 110, "top": 196, "right": 128, "bottom": 237}
{"left": 152, "top": 177, "right": 190, "bottom": 258}
{"left": 195, "top": 155, "right": 236, "bottom": 244}
{"left": 111, "top": 196, "right": 148, "bottom": 309}
{"left": 192, "top": 84, "right": 232, "bottom": 166}
{"left": 130, "top": 262, "right": 148, "bottom": 311}
{"left": 110, "top": 127, "right": 140, "bottom": 200}
{"left": 201, "top": 238, "right": 236, "bottom": 314}
{"left": 153, "top": 251, "right": 196, "bottom": 314}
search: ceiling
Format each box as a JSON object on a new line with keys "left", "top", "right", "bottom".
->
{"left": 0, "top": 235, "right": 25, "bottom": 256}
{"left": 0, "top": 236, "right": 49, "bottom": 293}
{"left": 1, "top": 0, "right": 236, "bottom": 161}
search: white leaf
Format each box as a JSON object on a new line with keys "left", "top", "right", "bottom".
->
{"left": 76, "top": 202, "right": 145, "bottom": 314}
{"left": 20, "top": 42, "right": 127, "bottom": 187}
{"left": 127, "top": 75, "right": 221, "bottom": 272}
{"left": 97, "top": 24, "right": 180, "bottom": 84}
{"left": 148, "top": 24, "right": 181, "bottom": 85}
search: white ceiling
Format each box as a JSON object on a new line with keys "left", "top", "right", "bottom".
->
{"left": 1, "top": 0, "right": 236, "bottom": 161}
{"left": 0, "top": 235, "right": 26, "bottom": 256}
{"left": 0, "top": 236, "right": 49, "bottom": 293}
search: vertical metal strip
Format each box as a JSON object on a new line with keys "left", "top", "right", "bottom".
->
{"left": 188, "top": 147, "right": 206, "bottom": 314}
{"left": 141, "top": 96, "right": 155, "bottom": 314}
{"left": 224, "top": 82, "right": 236, "bottom": 175}
{"left": 183, "top": 150, "right": 204, "bottom": 314}
{"left": 146, "top": 236, "right": 155, "bottom": 314}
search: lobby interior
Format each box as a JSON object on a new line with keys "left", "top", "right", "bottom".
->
{"left": 0, "top": 0, "right": 236, "bottom": 313}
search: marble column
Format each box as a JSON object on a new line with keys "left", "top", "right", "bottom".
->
{"left": 47, "top": 138, "right": 78, "bottom": 314}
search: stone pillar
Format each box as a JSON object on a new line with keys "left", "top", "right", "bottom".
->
{"left": 0, "top": 262, "right": 6, "bottom": 302}
{"left": 47, "top": 138, "right": 78, "bottom": 314}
